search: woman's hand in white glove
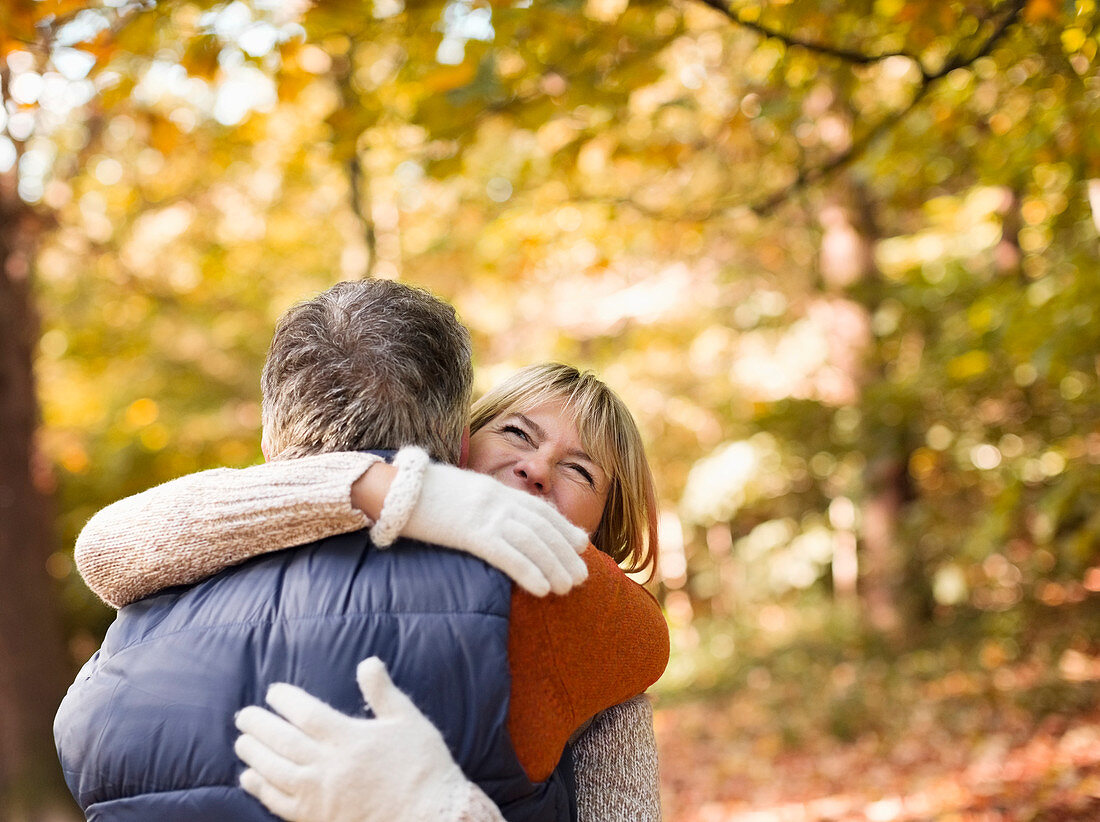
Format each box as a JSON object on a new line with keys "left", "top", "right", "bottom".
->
{"left": 236, "top": 657, "right": 501, "bottom": 822}
{"left": 369, "top": 447, "right": 590, "bottom": 597}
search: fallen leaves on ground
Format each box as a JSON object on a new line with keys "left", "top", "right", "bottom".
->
{"left": 655, "top": 663, "right": 1100, "bottom": 821}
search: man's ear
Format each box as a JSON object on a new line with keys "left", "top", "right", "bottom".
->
{"left": 260, "top": 429, "right": 272, "bottom": 462}
{"left": 458, "top": 427, "right": 470, "bottom": 468}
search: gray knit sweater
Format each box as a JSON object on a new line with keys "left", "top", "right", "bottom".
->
{"left": 75, "top": 453, "right": 661, "bottom": 822}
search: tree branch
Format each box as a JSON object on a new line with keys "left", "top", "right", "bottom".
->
{"left": 346, "top": 152, "right": 377, "bottom": 279}
{"left": 750, "top": 84, "right": 931, "bottom": 216}
{"left": 925, "top": 0, "right": 1027, "bottom": 81}
{"left": 333, "top": 51, "right": 377, "bottom": 279}
{"left": 585, "top": 0, "right": 1030, "bottom": 221}
{"left": 694, "top": 0, "right": 920, "bottom": 66}
{"left": 732, "top": 0, "right": 1028, "bottom": 214}
{"left": 31, "top": 0, "right": 154, "bottom": 56}
{"left": 694, "top": 0, "right": 1026, "bottom": 81}
{"left": 424, "top": 30, "right": 678, "bottom": 141}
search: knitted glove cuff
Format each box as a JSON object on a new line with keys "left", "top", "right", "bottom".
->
{"left": 452, "top": 777, "right": 504, "bottom": 822}
{"left": 369, "top": 446, "right": 430, "bottom": 548}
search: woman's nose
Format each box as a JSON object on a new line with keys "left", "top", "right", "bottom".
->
{"left": 514, "top": 455, "right": 549, "bottom": 492}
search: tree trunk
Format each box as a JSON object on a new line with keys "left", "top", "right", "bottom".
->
{"left": 0, "top": 167, "right": 77, "bottom": 818}
{"left": 860, "top": 457, "right": 906, "bottom": 637}
{"left": 818, "top": 183, "right": 912, "bottom": 641}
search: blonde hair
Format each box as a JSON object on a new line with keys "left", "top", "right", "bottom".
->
{"left": 470, "top": 363, "right": 658, "bottom": 578}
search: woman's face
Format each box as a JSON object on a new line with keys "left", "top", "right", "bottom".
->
{"left": 467, "top": 399, "right": 610, "bottom": 538}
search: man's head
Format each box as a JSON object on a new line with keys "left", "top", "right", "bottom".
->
{"left": 260, "top": 279, "right": 472, "bottom": 464}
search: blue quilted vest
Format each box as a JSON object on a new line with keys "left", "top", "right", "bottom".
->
{"left": 55, "top": 484, "right": 576, "bottom": 821}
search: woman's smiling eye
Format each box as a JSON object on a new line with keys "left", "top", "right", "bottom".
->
{"left": 569, "top": 463, "right": 595, "bottom": 487}
{"left": 500, "top": 424, "right": 532, "bottom": 443}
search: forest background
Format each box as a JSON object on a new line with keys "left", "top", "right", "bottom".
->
{"left": 2, "top": 0, "right": 1099, "bottom": 819}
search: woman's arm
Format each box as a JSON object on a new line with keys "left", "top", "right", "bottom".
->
{"left": 76, "top": 452, "right": 381, "bottom": 608}
{"left": 76, "top": 449, "right": 588, "bottom": 608}
{"left": 573, "top": 696, "right": 662, "bottom": 822}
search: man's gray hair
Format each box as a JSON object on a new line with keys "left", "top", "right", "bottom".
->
{"left": 261, "top": 280, "right": 472, "bottom": 464}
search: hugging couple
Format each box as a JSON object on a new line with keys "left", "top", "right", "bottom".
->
{"left": 55, "top": 279, "right": 670, "bottom": 822}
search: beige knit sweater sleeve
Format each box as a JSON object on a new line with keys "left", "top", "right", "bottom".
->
{"left": 457, "top": 696, "right": 661, "bottom": 822}
{"left": 573, "top": 695, "right": 662, "bottom": 822}
{"left": 75, "top": 452, "right": 381, "bottom": 608}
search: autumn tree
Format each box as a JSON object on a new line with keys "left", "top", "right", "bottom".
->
{"left": 0, "top": 3, "right": 89, "bottom": 814}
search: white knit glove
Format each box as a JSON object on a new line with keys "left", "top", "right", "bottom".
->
{"left": 372, "top": 447, "right": 590, "bottom": 597}
{"left": 236, "top": 657, "right": 481, "bottom": 822}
